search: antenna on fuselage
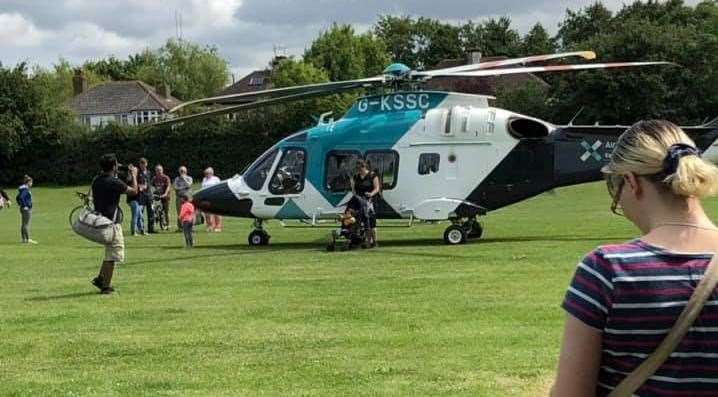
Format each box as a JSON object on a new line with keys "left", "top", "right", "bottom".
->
{"left": 568, "top": 107, "right": 585, "bottom": 126}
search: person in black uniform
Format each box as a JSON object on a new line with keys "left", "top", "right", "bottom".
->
{"left": 350, "top": 159, "right": 381, "bottom": 248}
{"left": 91, "top": 154, "right": 138, "bottom": 294}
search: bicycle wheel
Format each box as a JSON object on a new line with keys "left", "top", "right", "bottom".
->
{"left": 68, "top": 205, "right": 87, "bottom": 227}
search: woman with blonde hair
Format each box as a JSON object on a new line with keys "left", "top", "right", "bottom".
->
{"left": 553, "top": 120, "right": 718, "bottom": 396}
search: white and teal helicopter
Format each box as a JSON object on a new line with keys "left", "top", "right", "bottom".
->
{"left": 160, "top": 51, "right": 718, "bottom": 246}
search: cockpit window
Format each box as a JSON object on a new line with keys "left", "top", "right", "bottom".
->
{"left": 269, "top": 148, "right": 306, "bottom": 195}
{"left": 244, "top": 148, "right": 278, "bottom": 190}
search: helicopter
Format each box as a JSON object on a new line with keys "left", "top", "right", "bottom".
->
{"left": 156, "top": 51, "right": 718, "bottom": 246}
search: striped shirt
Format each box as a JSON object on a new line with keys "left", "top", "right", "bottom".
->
{"left": 563, "top": 240, "right": 717, "bottom": 397}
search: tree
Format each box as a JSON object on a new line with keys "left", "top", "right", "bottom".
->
{"left": 375, "top": 16, "right": 464, "bottom": 70}
{"left": 374, "top": 15, "right": 419, "bottom": 68}
{"left": 0, "top": 62, "right": 78, "bottom": 182}
{"left": 303, "top": 24, "right": 390, "bottom": 81}
{"left": 495, "top": 80, "right": 552, "bottom": 119}
{"left": 522, "top": 23, "right": 556, "bottom": 55}
{"left": 134, "top": 39, "right": 230, "bottom": 100}
{"left": 32, "top": 59, "right": 106, "bottom": 107}
{"left": 482, "top": 17, "right": 521, "bottom": 57}
{"left": 556, "top": 2, "right": 613, "bottom": 49}
{"left": 548, "top": 1, "right": 718, "bottom": 125}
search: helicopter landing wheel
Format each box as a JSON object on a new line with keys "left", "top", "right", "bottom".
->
{"left": 464, "top": 218, "right": 483, "bottom": 239}
{"left": 248, "top": 230, "right": 270, "bottom": 246}
{"left": 444, "top": 224, "right": 467, "bottom": 245}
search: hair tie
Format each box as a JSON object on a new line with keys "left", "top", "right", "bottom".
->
{"left": 663, "top": 143, "right": 700, "bottom": 175}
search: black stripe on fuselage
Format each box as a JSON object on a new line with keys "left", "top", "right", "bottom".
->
{"left": 457, "top": 126, "right": 718, "bottom": 214}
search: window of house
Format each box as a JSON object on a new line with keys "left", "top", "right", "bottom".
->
{"left": 244, "top": 148, "right": 278, "bottom": 191}
{"left": 325, "top": 151, "right": 361, "bottom": 192}
{"left": 418, "top": 153, "right": 440, "bottom": 175}
{"left": 366, "top": 150, "right": 399, "bottom": 190}
{"left": 269, "top": 148, "right": 306, "bottom": 195}
{"left": 249, "top": 76, "right": 265, "bottom": 86}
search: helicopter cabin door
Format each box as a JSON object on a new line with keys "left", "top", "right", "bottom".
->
{"left": 255, "top": 147, "right": 308, "bottom": 219}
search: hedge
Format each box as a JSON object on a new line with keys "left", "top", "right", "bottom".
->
{"left": 0, "top": 118, "right": 278, "bottom": 186}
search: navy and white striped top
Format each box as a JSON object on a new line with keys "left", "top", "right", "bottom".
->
{"left": 563, "top": 240, "right": 718, "bottom": 397}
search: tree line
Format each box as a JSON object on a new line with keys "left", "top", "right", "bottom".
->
{"left": 1, "top": 0, "right": 717, "bottom": 185}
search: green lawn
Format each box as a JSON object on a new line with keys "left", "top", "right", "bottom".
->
{"left": 2, "top": 183, "right": 715, "bottom": 396}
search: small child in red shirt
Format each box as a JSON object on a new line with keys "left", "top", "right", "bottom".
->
{"left": 178, "top": 194, "right": 195, "bottom": 248}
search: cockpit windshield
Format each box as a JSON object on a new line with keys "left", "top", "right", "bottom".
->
{"left": 243, "top": 148, "right": 278, "bottom": 190}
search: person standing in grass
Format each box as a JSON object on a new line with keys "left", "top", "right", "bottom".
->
{"left": 178, "top": 193, "right": 195, "bottom": 248}
{"left": 126, "top": 168, "right": 146, "bottom": 236}
{"left": 173, "top": 166, "right": 193, "bottom": 230}
{"left": 138, "top": 158, "right": 155, "bottom": 233}
{"left": 91, "top": 154, "right": 138, "bottom": 295}
{"left": 553, "top": 120, "right": 718, "bottom": 396}
{"left": 152, "top": 164, "right": 171, "bottom": 230}
{"left": 16, "top": 175, "right": 36, "bottom": 244}
{"left": 201, "top": 167, "right": 222, "bottom": 232}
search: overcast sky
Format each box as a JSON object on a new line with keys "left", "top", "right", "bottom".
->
{"left": 0, "top": 0, "right": 702, "bottom": 81}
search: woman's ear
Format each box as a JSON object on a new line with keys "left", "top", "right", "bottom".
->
{"left": 624, "top": 172, "right": 642, "bottom": 198}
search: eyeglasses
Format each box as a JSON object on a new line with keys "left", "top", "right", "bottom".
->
{"left": 604, "top": 172, "right": 625, "bottom": 216}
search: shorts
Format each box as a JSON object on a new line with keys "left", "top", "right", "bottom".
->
{"left": 103, "top": 224, "right": 125, "bottom": 262}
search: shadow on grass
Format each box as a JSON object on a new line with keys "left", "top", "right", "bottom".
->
{"left": 26, "top": 291, "right": 98, "bottom": 302}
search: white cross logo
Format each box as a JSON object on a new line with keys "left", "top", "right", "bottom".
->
{"left": 580, "top": 140, "right": 603, "bottom": 162}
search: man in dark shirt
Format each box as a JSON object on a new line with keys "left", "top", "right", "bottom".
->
{"left": 138, "top": 158, "right": 155, "bottom": 233}
{"left": 91, "top": 153, "right": 138, "bottom": 294}
{"left": 152, "top": 164, "right": 171, "bottom": 229}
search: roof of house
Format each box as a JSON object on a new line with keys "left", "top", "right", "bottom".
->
{"left": 425, "top": 56, "right": 549, "bottom": 96}
{"left": 216, "top": 70, "right": 272, "bottom": 99}
{"left": 70, "top": 81, "right": 182, "bottom": 115}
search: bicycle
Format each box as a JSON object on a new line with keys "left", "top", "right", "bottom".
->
{"left": 68, "top": 191, "right": 124, "bottom": 227}
{"left": 68, "top": 191, "right": 93, "bottom": 227}
{"left": 152, "top": 193, "right": 169, "bottom": 231}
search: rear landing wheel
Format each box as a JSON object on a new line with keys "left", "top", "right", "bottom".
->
{"left": 248, "top": 230, "right": 270, "bottom": 246}
{"left": 444, "top": 225, "right": 467, "bottom": 245}
{"left": 466, "top": 221, "right": 483, "bottom": 239}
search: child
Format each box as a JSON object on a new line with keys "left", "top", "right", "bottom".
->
{"left": 178, "top": 193, "right": 195, "bottom": 248}
{"left": 16, "top": 175, "right": 36, "bottom": 244}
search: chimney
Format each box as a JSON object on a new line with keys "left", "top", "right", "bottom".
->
{"left": 72, "top": 69, "right": 87, "bottom": 96}
{"left": 157, "top": 83, "right": 171, "bottom": 98}
{"left": 466, "top": 49, "right": 482, "bottom": 65}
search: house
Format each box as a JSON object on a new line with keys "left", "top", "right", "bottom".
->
{"left": 70, "top": 70, "right": 182, "bottom": 128}
{"left": 213, "top": 56, "right": 290, "bottom": 103}
{"left": 216, "top": 69, "right": 272, "bottom": 101}
{"left": 424, "top": 51, "right": 549, "bottom": 97}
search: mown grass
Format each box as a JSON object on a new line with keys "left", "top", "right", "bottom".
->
{"left": 2, "top": 183, "right": 716, "bottom": 396}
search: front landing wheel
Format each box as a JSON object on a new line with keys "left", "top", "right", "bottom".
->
{"left": 248, "top": 230, "right": 270, "bottom": 246}
{"left": 444, "top": 225, "right": 467, "bottom": 245}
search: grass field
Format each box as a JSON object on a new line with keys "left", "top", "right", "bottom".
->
{"left": 2, "top": 183, "right": 716, "bottom": 396}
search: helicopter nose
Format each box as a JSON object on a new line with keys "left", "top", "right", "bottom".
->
{"left": 193, "top": 181, "right": 253, "bottom": 217}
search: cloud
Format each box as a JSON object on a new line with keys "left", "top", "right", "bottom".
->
{"left": 0, "top": 0, "right": 705, "bottom": 80}
{"left": 0, "top": 13, "right": 48, "bottom": 47}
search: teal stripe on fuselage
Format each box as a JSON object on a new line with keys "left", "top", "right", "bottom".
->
{"left": 277, "top": 91, "right": 449, "bottom": 206}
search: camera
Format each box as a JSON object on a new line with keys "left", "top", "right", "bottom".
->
{"left": 117, "top": 164, "right": 131, "bottom": 183}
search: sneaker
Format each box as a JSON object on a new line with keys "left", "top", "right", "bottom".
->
{"left": 27, "top": 239, "right": 38, "bottom": 244}
{"left": 91, "top": 277, "right": 114, "bottom": 292}
{"left": 100, "top": 288, "right": 114, "bottom": 295}
{"left": 142, "top": 231, "right": 149, "bottom": 236}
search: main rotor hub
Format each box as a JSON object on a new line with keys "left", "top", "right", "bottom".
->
{"left": 383, "top": 63, "right": 412, "bottom": 80}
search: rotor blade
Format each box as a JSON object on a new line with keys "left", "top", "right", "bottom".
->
{"left": 428, "top": 61, "right": 675, "bottom": 78}
{"left": 417, "top": 51, "right": 597, "bottom": 76}
{"left": 148, "top": 89, "right": 338, "bottom": 127}
{"left": 169, "top": 76, "right": 384, "bottom": 113}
